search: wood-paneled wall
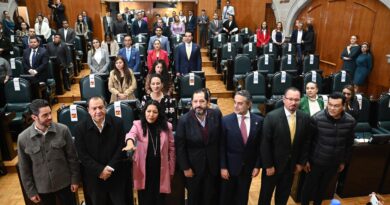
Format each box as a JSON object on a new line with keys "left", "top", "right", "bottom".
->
{"left": 25, "top": 0, "right": 104, "bottom": 40}
{"left": 297, "top": 0, "right": 390, "bottom": 97}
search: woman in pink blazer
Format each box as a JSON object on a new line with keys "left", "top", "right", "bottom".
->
{"left": 147, "top": 39, "right": 170, "bottom": 72}
{"left": 123, "top": 100, "right": 175, "bottom": 205}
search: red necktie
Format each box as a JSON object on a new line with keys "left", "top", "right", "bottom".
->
{"left": 240, "top": 116, "right": 247, "bottom": 144}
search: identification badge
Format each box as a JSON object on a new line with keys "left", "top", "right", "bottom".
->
{"left": 253, "top": 34, "right": 257, "bottom": 42}
{"left": 249, "top": 43, "right": 253, "bottom": 52}
{"left": 287, "top": 55, "right": 292, "bottom": 64}
{"left": 288, "top": 43, "right": 292, "bottom": 52}
{"left": 114, "top": 101, "right": 122, "bottom": 117}
{"left": 89, "top": 74, "right": 95, "bottom": 88}
{"left": 11, "top": 35, "right": 15, "bottom": 43}
{"left": 311, "top": 71, "right": 317, "bottom": 82}
{"left": 70, "top": 105, "right": 78, "bottom": 122}
{"left": 189, "top": 73, "right": 195, "bottom": 86}
{"left": 356, "top": 94, "right": 363, "bottom": 110}
{"left": 13, "top": 78, "right": 20, "bottom": 91}
{"left": 253, "top": 71, "right": 259, "bottom": 84}
{"left": 218, "top": 34, "right": 222, "bottom": 42}
{"left": 10, "top": 58, "right": 15, "bottom": 69}
{"left": 310, "top": 54, "right": 314, "bottom": 64}
{"left": 281, "top": 71, "right": 286, "bottom": 83}
{"left": 227, "top": 43, "right": 231, "bottom": 52}
{"left": 269, "top": 43, "right": 273, "bottom": 52}
{"left": 265, "top": 54, "right": 269, "bottom": 65}
{"left": 341, "top": 71, "right": 346, "bottom": 82}
{"left": 235, "top": 34, "right": 239, "bottom": 42}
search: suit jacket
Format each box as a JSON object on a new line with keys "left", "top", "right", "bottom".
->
{"left": 256, "top": 29, "right": 271, "bottom": 47}
{"left": 83, "top": 16, "right": 93, "bottom": 32}
{"left": 58, "top": 28, "right": 76, "bottom": 44}
{"left": 103, "top": 16, "right": 114, "bottom": 35}
{"left": 53, "top": 3, "right": 65, "bottom": 25}
{"left": 147, "top": 49, "right": 169, "bottom": 72}
{"left": 87, "top": 49, "right": 110, "bottom": 75}
{"left": 174, "top": 42, "right": 202, "bottom": 75}
{"left": 186, "top": 15, "right": 197, "bottom": 32}
{"left": 22, "top": 47, "right": 49, "bottom": 83}
{"left": 132, "top": 20, "right": 148, "bottom": 36}
{"left": 125, "top": 120, "right": 175, "bottom": 193}
{"left": 108, "top": 69, "right": 137, "bottom": 103}
{"left": 290, "top": 29, "right": 306, "bottom": 44}
{"left": 198, "top": 15, "right": 209, "bottom": 30}
{"left": 261, "top": 107, "right": 310, "bottom": 174}
{"left": 122, "top": 13, "right": 134, "bottom": 25}
{"left": 21, "top": 36, "right": 43, "bottom": 49}
{"left": 148, "top": 35, "right": 171, "bottom": 54}
{"left": 118, "top": 46, "right": 141, "bottom": 72}
{"left": 176, "top": 109, "right": 223, "bottom": 176}
{"left": 222, "top": 20, "right": 238, "bottom": 35}
{"left": 46, "top": 42, "right": 71, "bottom": 67}
{"left": 209, "top": 19, "right": 223, "bottom": 36}
{"left": 112, "top": 20, "right": 128, "bottom": 36}
{"left": 220, "top": 113, "right": 263, "bottom": 176}
{"left": 74, "top": 114, "right": 126, "bottom": 191}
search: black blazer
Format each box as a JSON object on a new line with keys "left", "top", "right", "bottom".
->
{"left": 220, "top": 113, "right": 263, "bottom": 176}
{"left": 186, "top": 15, "right": 197, "bottom": 32}
{"left": 46, "top": 42, "right": 71, "bottom": 67}
{"left": 22, "top": 47, "right": 49, "bottom": 83}
{"left": 131, "top": 20, "right": 148, "bottom": 36}
{"left": 261, "top": 108, "right": 310, "bottom": 174}
{"left": 176, "top": 109, "right": 223, "bottom": 176}
{"left": 74, "top": 114, "right": 126, "bottom": 190}
{"left": 222, "top": 20, "right": 238, "bottom": 35}
{"left": 290, "top": 29, "right": 306, "bottom": 44}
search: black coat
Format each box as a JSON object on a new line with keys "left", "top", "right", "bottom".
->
{"left": 46, "top": 42, "right": 71, "bottom": 67}
{"left": 309, "top": 110, "right": 356, "bottom": 166}
{"left": 74, "top": 114, "right": 126, "bottom": 191}
{"left": 303, "top": 30, "right": 316, "bottom": 53}
{"left": 261, "top": 108, "right": 311, "bottom": 173}
{"left": 176, "top": 109, "right": 223, "bottom": 176}
{"left": 22, "top": 47, "right": 49, "bottom": 83}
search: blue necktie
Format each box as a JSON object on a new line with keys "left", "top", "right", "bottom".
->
{"left": 32, "top": 50, "right": 37, "bottom": 66}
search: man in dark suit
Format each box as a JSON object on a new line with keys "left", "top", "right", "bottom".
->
{"left": 22, "top": 36, "right": 49, "bottom": 83}
{"left": 186, "top": 10, "right": 197, "bottom": 35}
{"left": 82, "top": 11, "right": 93, "bottom": 32}
{"left": 259, "top": 87, "right": 311, "bottom": 205}
{"left": 122, "top": 7, "right": 134, "bottom": 27}
{"left": 290, "top": 21, "right": 306, "bottom": 73}
{"left": 117, "top": 35, "right": 141, "bottom": 72}
{"left": 74, "top": 96, "right": 127, "bottom": 205}
{"left": 209, "top": 13, "right": 223, "bottom": 38}
{"left": 167, "top": 11, "right": 176, "bottom": 27}
{"left": 58, "top": 20, "right": 76, "bottom": 44}
{"left": 148, "top": 26, "right": 171, "bottom": 54}
{"left": 49, "top": 0, "right": 66, "bottom": 29}
{"left": 103, "top": 11, "right": 114, "bottom": 35}
{"left": 113, "top": 13, "right": 129, "bottom": 36}
{"left": 174, "top": 31, "right": 202, "bottom": 76}
{"left": 220, "top": 90, "right": 263, "bottom": 205}
{"left": 197, "top": 9, "right": 209, "bottom": 48}
{"left": 132, "top": 12, "right": 148, "bottom": 36}
{"left": 153, "top": 19, "right": 171, "bottom": 39}
{"left": 46, "top": 33, "right": 72, "bottom": 90}
{"left": 176, "top": 89, "right": 223, "bottom": 205}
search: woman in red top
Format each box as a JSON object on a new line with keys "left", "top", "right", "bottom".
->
{"left": 256, "top": 21, "right": 271, "bottom": 55}
{"left": 147, "top": 39, "right": 170, "bottom": 72}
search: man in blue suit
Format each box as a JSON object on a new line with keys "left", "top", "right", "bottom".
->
{"left": 148, "top": 26, "right": 171, "bottom": 54}
{"left": 131, "top": 12, "right": 148, "bottom": 36}
{"left": 186, "top": 10, "right": 197, "bottom": 35}
{"left": 220, "top": 90, "right": 263, "bottom": 205}
{"left": 175, "top": 31, "right": 202, "bottom": 76}
{"left": 117, "top": 35, "right": 141, "bottom": 72}
{"left": 22, "top": 36, "right": 49, "bottom": 83}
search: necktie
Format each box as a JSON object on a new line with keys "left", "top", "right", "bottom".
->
{"left": 289, "top": 113, "right": 296, "bottom": 143}
{"left": 186, "top": 45, "right": 191, "bottom": 60}
{"left": 240, "top": 116, "right": 248, "bottom": 144}
{"left": 32, "top": 49, "right": 37, "bottom": 66}
{"left": 126, "top": 48, "right": 131, "bottom": 61}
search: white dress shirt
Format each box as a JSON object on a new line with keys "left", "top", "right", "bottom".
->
{"left": 93, "top": 48, "right": 103, "bottom": 64}
{"left": 297, "top": 30, "right": 303, "bottom": 44}
{"left": 308, "top": 96, "right": 321, "bottom": 116}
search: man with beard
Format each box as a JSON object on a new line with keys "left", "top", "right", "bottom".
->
{"left": 259, "top": 87, "right": 311, "bottom": 205}
{"left": 18, "top": 99, "right": 80, "bottom": 205}
{"left": 46, "top": 33, "right": 72, "bottom": 90}
{"left": 176, "top": 89, "right": 223, "bottom": 205}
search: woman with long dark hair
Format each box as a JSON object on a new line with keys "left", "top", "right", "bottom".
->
{"left": 256, "top": 21, "right": 271, "bottom": 55}
{"left": 342, "top": 84, "right": 359, "bottom": 119}
{"left": 87, "top": 38, "right": 110, "bottom": 75}
{"left": 108, "top": 56, "right": 137, "bottom": 102}
{"left": 145, "top": 60, "right": 173, "bottom": 96}
{"left": 147, "top": 39, "right": 169, "bottom": 72}
{"left": 75, "top": 14, "right": 89, "bottom": 39}
{"left": 222, "top": 14, "right": 238, "bottom": 37}
{"left": 303, "top": 23, "right": 316, "bottom": 55}
{"left": 123, "top": 100, "right": 175, "bottom": 205}
{"left": 341, "top": 35, "right": 361, "bottom": 78}
{"left": 353, "top": 42, "right": 372, "bottom": 93}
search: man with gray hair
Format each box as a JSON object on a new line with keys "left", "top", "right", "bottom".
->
{"left": 220, "top": 90, "right": 264, "bottom": 205}
{"left": 18, "top": 99, "right": 80, "bottom": 205}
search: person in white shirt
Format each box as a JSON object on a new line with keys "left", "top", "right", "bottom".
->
{"left": 87, "top": 39, "right": 110, "bottom": 75}
{"left": 299, "top": 81, "right": 325, "bottom": 116}
{"left": 222, "top": 0, "right": 235, "bottom": 23}
{"left": 101, "top": 33, "right": 120, "bottom": 56}
{"left": 34, "top": 14, "right": 51, "bottom": 41}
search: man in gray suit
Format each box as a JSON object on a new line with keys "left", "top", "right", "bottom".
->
{"left": 103, "top": 11, "right": 114, "bottom": 35}
{"left": 148, "top": 26, "right": 171, "bottom": 54}
{"left": 197, "top": 9, "right": 209, "bottom": 48}
{"left": 209, "top": 13, "right": 223, "bottom": 38}
{"left": 58, "top": 20, "right": 76, "bottom": 44}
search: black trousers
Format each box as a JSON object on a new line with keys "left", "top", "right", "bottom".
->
{"left": 88, "top": 186, "right": 126, "bottom": 205}
{"left": 300, "top": 163, "right": 338, "bottom": 205}
{"left": 258, "top": 165, "right": 294, "bottom": 205}
{"left": 39, "top": 185, "right": 77, "bottom": 205}
{"left": 138, "top": 190, "right": 165, "bottom": 205}
{"left": 220, "top": 170, "right": 252, "bottom": 205}
{"left": 186, "top": 170, "right": 219, "bottom": 205}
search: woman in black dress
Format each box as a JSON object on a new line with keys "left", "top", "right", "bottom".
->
{"left": 341, "top": 35, "right": 361, "bottom": 79}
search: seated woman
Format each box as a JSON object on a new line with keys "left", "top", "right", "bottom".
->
{"left": 147, "top": 39, "right": 169, "bottom": 72}
{"left": 101, "top": 33, "right": 120, "bottom": 56}
{"left": 222, "top": 14, "right": 238, "bottom": 37}
{"left": 353, "top": 42, "right": 372, "bottom": 93}
{"left": 108, "top": 56, "right": 137, "bottom": 103}
{"left": 299, "top": 81, "right": 324, "bottom": 116}
{"left": 141, "top": 74, "right": 176, "bottom": 126}
{"left": 88, "top": 38, "right": 110, "bottom": 75}
{"left": 123, "top": 100, "right": 175, "bottom": 205}
{"left": 342, "top": 84, "right": 360, "bottom": 120}
{"left": 145, "top": 60, "right": 173, "bottom": 96}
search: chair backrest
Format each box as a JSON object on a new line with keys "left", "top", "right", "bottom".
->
{"left": 134, "top": 43, "right": 146, "bottom": 57}
{"left": 245, "top": 71, "right": 266, "bottom": 103}
{"left": 257, "top": 54, "right": 275, "bottom": 74}
{"left": 332, "top": 71, "right": 351, "bottom": 92}
{"left": 377, "top": 94, "right": 390, "bottom": 129}
{"left": 221, "top": 43, "right": 237, "bottom": 60}
{"left": 134, "top": 34, "right": 147, "bottom": 44}
{"left": 280, "top": 54, "right": 297, "bottom": 71}
{"left": 249, "top": 34, "right": 257, "bottom": 43}
{"left": 263, "top": 43, "right": 278, "bottom": 57}
{"left": 79, "top": 74, "right": 107, "bottom": 101}
{"left": 303, "top": 54, "right": 320, "bottom": 73}
{"left": 303, "top": 71, "right": 323, "bottom": 93}
{"left": 171, "top": 34, "right": 183, "bottom": 45}
{"left": 11, "top": 58, "right": 24, "bottom": 77}
{"left": 106, "top": 102, "right": 135, "bottom": 133}
{"left": 74, "top": 35, "right": 82, "bottom": 50}
{"left": 116, "top": 33, "right": 127, "bottom": 44}
{"left": 230, "top": 34, "right": 243, "bottom": 48}
{"left": 213, "top": 34, "right": 227, "bottom": 48}
{"left": 179, "top": 73, "right": 203, "bottom": 98}
{"left": 57, "top": 104, "right": 89, "bottom": 137}
{"left": 234, "top": 55, "right": 251, "bottom": 75}
{"left": 47, "top": 59, "right": 55, "bottom": 79}
{"left": 11, "top": 46, "right": 22, "bottom": 58}
{"left": 243, "top": 42, "right": 257, "bottom": 60}
{"left": 271, "top": 71, "right": 292, "bottom": 96}
{"left": 282, "top": 43, "right": 296, "bottom": 56}
{"left": 240, "top": 27, "right": 253, "bottom": 36}
{"left": 4, "top": 78, "right": 32, "bottom": 104}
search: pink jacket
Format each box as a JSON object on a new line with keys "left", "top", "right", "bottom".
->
{"left": 125, "top": 120, "right": 175, "bottom": 193}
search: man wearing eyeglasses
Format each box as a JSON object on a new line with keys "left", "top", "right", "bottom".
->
{"left": 300, "top": 92, "right": 356, "bottom": 205}
{"left": 259, "top": 87, "right": 311, "bottom": 205}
